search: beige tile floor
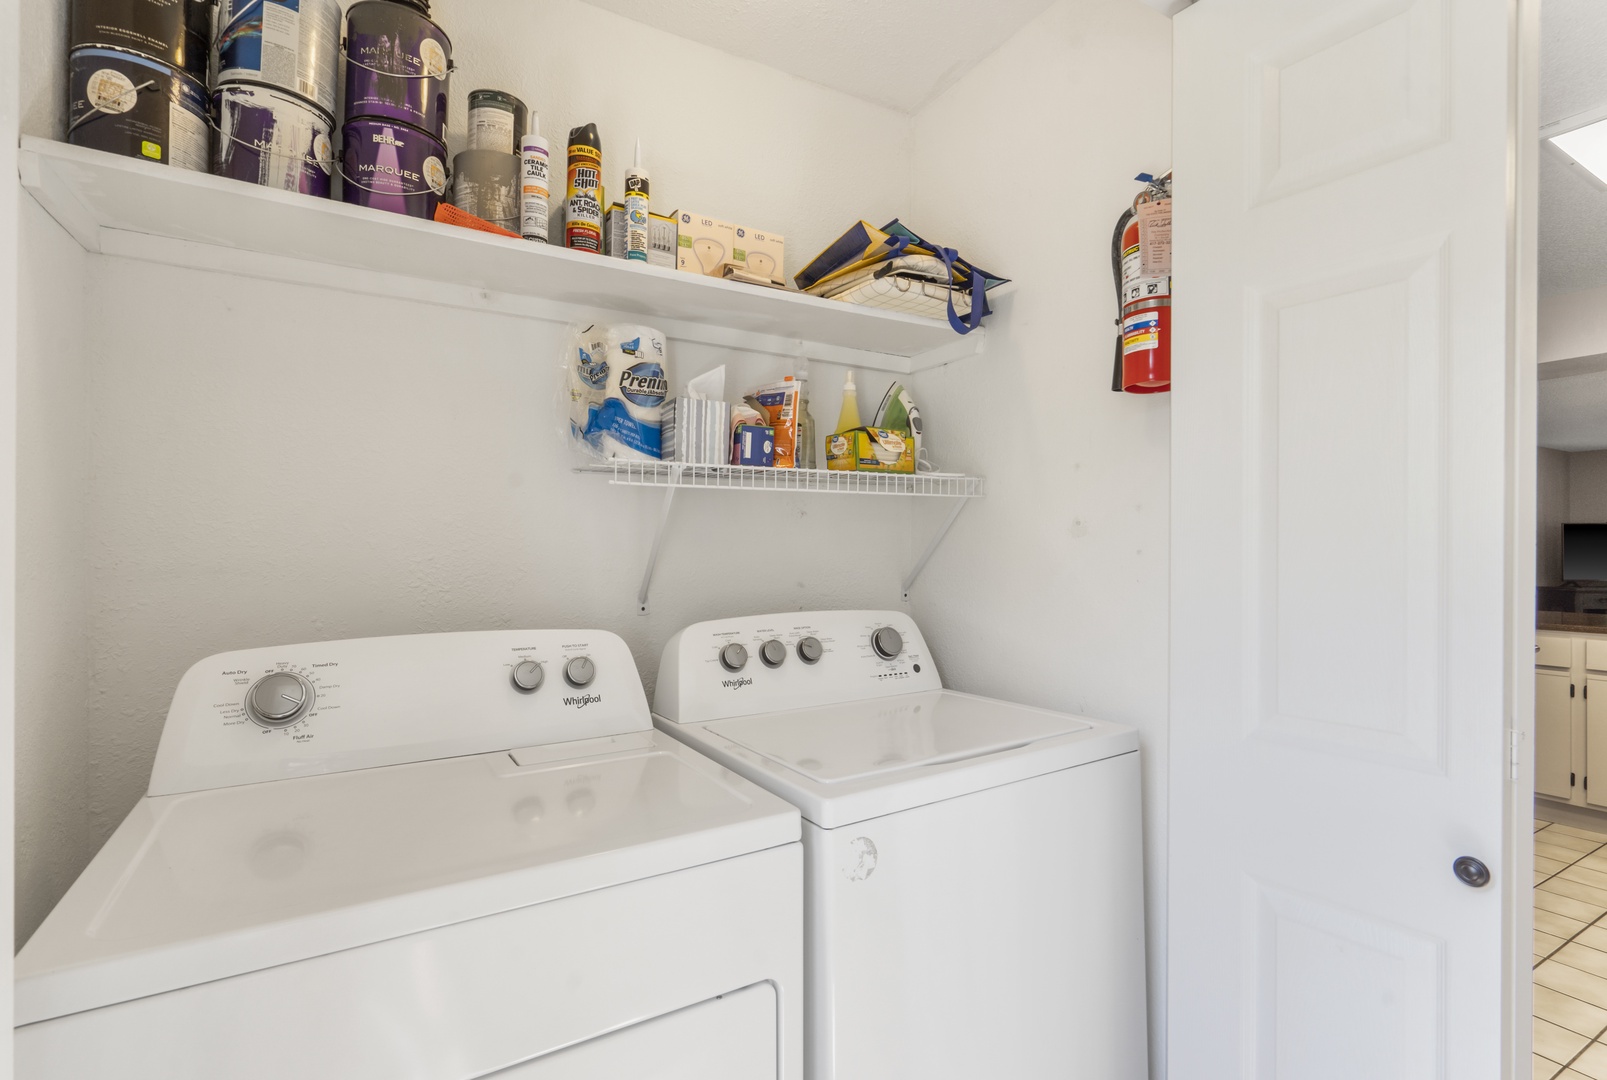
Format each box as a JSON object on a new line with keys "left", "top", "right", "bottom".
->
{"left": 1534, "top": 817, "right": 1607, "bottom": 1079}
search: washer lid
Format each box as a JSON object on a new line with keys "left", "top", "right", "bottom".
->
{"left": 671, "top": 690, "right": 1138, "bottom": 829}
{"left": 708, "top": 692, "right": 1091, "bottom": 783}
{"left": 15, "top": 732, "right": 799, "bottom": 1027}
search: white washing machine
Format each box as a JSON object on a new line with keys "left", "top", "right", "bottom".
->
{"left": 653, "top": 610, "right": 1148, "bottom": 1080}
{"left": 16, "top": 629, "right": 803, "bottom": 1079}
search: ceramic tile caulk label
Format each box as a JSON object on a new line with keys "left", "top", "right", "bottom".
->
{"left": 592, "top": 326, "right": 668, "bottom": 461}
{"left": 565, "top": 122, "right": 604, "bottom": 253}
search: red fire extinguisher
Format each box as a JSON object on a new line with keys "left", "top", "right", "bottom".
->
{"left": 1110, "top": 172, "right": 1172, "bottom": 394}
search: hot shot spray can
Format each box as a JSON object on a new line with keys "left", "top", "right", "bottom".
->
{"left": 565, "top": 122, "right": 604, "bottom": 253}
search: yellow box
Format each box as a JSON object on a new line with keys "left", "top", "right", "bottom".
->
{"left": 734, "top": 226, "right": 786, "bottom": 285}
{"left": 676, "top": 212, "right": 736, "bottom": 276}
{"left": 826, "top": 427, "right": 915, "bottom": 474}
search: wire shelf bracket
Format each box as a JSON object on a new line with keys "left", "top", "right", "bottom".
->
{"left": 581, "top": 462, "right": 984, "bottom": 613}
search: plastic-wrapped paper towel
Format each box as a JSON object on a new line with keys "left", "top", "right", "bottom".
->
{"left": 569, "top": 325, "right": 610, "bottom": 443}
{"left": 592, "top": 326, "right": 669, "bottom": 461}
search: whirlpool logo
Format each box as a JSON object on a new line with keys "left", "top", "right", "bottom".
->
{"left": 722, "top": 677, "right": 752, "bottom": 690}
{"left": 563, "top": 694, "right": 601, "bottom": 708}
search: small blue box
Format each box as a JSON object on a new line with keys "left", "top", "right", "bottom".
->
{"left": 733, "top": 424, "right": 775, "bottom": 466}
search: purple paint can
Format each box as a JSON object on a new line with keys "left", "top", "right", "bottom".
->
{"left": 214, "top": 81, "right": 336, "bottom": 198}
{"left": 342, "top": 0, "right": 451, "bottom": 139}
{"left": 340, "top": 117, "right": 447, "bottom": 219}
{"left": 68, "top": 45, "right": 210, "bottom": 171}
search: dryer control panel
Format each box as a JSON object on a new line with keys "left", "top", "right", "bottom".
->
{"left": 148, "top": 630, "right": 650, "bottom": 796}
{"left": 654, "top": 610, "right": 943, "bottom": 724}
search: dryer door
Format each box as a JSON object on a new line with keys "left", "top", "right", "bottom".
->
{"left": 481, "top": 983, "right": 776, "bottom": 1079}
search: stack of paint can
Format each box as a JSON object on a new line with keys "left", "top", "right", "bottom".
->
{"left": 211, "top": 0, "right": 341, "bottom": 199}
{"left": 340, "top": 0, "right": 453, "bottom": 220}
{"left": 449, "top": 90, "right": 527, "bottom": 234}
{"left": 67, "top": 0, "right": 214, "bottom": 170}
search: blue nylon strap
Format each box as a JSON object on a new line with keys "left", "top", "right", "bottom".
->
{"left": 937, "top": 245, "right": 988, "bottom": 336}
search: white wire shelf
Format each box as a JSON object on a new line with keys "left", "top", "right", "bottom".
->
{"left": 585, "top": 461, "right": 984, "bottom": 498}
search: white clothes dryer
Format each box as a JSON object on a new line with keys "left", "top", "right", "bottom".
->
{"left": 16, "top": 630, "right": 802, "bottom": 1079}
{"left": 654, "top": 610, "right": 1148, "bottom": 1080}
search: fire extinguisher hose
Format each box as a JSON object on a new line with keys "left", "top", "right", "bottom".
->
{"left": 1110, "top": 207, "right": 1136, "bottom": 393}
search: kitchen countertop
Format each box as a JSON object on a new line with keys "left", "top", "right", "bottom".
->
{"left": 1539, "top": 616, "right": 1607, "bottom": 636}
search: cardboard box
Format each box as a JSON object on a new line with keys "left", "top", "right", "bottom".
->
{"left": 677, "top": 212, "right": 736, "bottom": 276}
{"left": 734, "top": 226, "right": 786, "bottom": 285}
{"left": 733, "top": 424, "right": 775, "bottom": 467}
{"left": 826, "top": 426, "right": 915, "bottom": 474}
{"left": 605, "top": 205, "right": 678, "bottom": 269}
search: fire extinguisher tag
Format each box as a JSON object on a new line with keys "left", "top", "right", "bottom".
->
{"left": 1136, "top": 198, "right": 1172, "bottom": 277}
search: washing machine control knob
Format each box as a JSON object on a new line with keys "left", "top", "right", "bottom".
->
{"left": 760, "top": 639, "right": 787, "bottom": 668}
{"left": 246, "top": 671, "right": 314, "bottom": 728}
{"left": 720, "top": 643, "right": 749, "bottom": 672}
{"left": 797, "top": 637, "right": 824, "bottom": 664}
{"left": 563, "top": 656, "right": 596, "bottom": 688}
{"left": 511, "top": 660, "right": 544, "bottom": 692}
{"left": 871, "top": 626, "right": 904, "bottom": 660}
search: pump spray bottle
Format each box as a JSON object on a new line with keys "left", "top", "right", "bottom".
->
{"left": 623, "top": 139, "right": 650, "bottom": 262}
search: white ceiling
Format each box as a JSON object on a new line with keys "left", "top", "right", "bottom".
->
{"left": 578, "top": 0, "right": 1188, "bottom": 115}
{"left": 1541, "top": 0, "right": 1607, "bottom": 297}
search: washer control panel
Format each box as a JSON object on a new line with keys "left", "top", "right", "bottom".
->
{"left": 654, "top": 610, "right": 941, "bottom": 724}
{"left": 149, "top": 630, "right": 650, "bottom": 796}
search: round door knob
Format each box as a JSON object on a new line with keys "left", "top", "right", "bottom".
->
{"left": 720, "top": 643, "right": 748, "bottom": 672}
{"left": 246, "top": 671, "right": 314, "bottom": 728}
{"left": 871, "top": 626, "right": 904, "bottom": 660}
{"left": 798, "top": 636, "right": 823, "bottom": 664}
{"left": 564, "top": 656, "right": 596, "bottom": 688}
{"left": 1453, "top": 856, "right": 1490, "bottom": 888}
{"left": 511, "top": 660, "right": 544, "bottom": 692}
{"left": 760, "top": 640, "right": 786, "bottom": 668}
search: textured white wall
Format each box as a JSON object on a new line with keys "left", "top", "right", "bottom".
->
{"left": 1540, "top": 447, "right": 1570, "bottom": 586}
{"left": 14, "top": 0, "right": 915, "bottom": 945}
{"left": 906, "top": 0, "right": 1173, "bottom": 1073}
{"left": 14, "top": 200, "right": 93, "bottom": 947}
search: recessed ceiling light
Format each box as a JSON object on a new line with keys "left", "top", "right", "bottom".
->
{"left": 1550, "top": 118, "right": 1607, "bottom": 189}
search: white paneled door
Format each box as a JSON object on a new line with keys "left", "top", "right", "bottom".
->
{"left": 1170, "top": 0, "right": 1535, "bottom": 1077}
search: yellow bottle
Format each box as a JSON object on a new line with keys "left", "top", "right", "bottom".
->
{"left": 834, "top": 370, "right": 862, "bottom": 433}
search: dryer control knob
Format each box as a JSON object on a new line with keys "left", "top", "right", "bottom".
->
{"left": 720, "top": 643, "right": 749, "bottom": 672}
{"left": 797, "top": 637, "right": 824, "bottom": 664}
{"left": 511, "top": 660, "right": 544, "bottom": 692}
{"left": 871, "top": 626, "right": 904, "bottom": 660}
{"left": 760, "top": 639, "right": 787, "bottom": 668}
{"left": 564, "top": 656, "right": 596, "bottom": 688}
{"left": 246, "top": 671, "right": 314, "bottom": 728}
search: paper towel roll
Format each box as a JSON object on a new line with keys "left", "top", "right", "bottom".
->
{"left": 592, "top": 325, "right": 669, "bottom": 461}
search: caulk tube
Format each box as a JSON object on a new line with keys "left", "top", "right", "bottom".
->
{"left": 564, "top": 122, "right": 604, "bottom": 253}
{"left": 623, "top": 138, "right": 650, "bottom": 262}
{"left": 521, "top": 114, "right": 551, "bottom": 243}
{"left": 593, "top": 326, "right": 669, "bottom": 461}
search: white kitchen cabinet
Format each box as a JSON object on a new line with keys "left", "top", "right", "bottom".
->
{"left": 1537, "top": 669, "right": 1576, "bottom": 801}
{"left": 1536, "top": 630, "right": 1607, "bottom": 809}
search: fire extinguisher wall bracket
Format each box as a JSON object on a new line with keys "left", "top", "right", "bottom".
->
{"left": 1113, "top": 172, "right": 1172, "bottom": 395}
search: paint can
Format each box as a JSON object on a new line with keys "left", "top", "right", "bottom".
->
{"left": 68, "top": 45, "right": 210, "bottom": 171}
{"left": 213, "top": 81, "right": 335, "bottom": 198}
{"left": 69, "top": 0, "right": 216, "bottom": 83}
{"left": 214, "top": 0, "right": 341, "bottom": 117}
{"left": 342, "top": 0, "right": 452, "bottom": 139}
{"left": 451, "top": 149, "right": 519, "bottom": 232}
{"left": 466, "top": 89, "right": 526, "bottom": 155}
{"left": 340, "top": 117, "right": 448, "bottom": 219}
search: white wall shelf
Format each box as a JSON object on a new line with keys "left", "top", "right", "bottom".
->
{"left": 17, "top": 137, "right": 992, "bottom": 375}
{"left": 581, "top": 462, "right": 984, "bottom": 612}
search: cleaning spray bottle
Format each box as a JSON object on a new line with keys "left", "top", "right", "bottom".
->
{"left": 623, "top": 139, "right": 650, "bottom": 262}
{"left": 520, "top": 114, "right": 551, "bottom": 243}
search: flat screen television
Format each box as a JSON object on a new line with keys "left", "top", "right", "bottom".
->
{"left": 1564, "top": 524, "right": 1607, "bottom": 582}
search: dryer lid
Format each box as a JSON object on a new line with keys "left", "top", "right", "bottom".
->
{"left": 707, "top": 691, "right": 1091, "bottom": 784}
{"left": 15, "top": 733, "right": 798, "bottom": 1027}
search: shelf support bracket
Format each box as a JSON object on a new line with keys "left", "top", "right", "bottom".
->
{"left": 637, "top": 481, "right": 680, "bottom": 615}
{"left": 902, "top": 498, "right": 972, "bottom": 601}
